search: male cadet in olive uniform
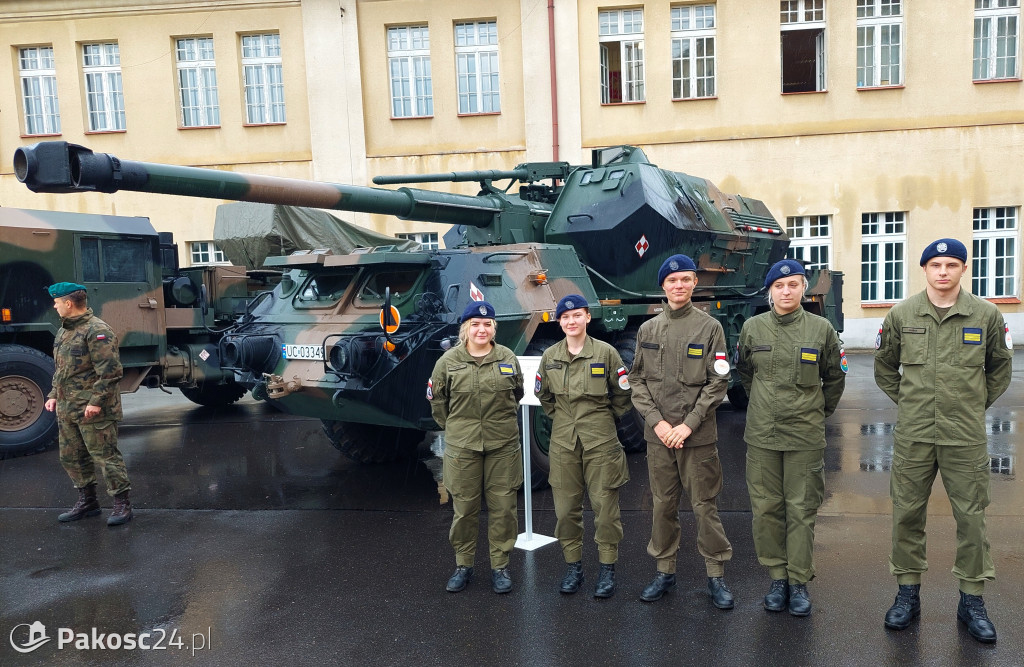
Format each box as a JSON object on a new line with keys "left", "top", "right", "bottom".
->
{"left": 536, "top": 294, "right": 633, "bottom": 598}
{"left": 875, "top": 239, "right": 1012, "bottom": 644}
{"left": 631, "top": 254, "right": 735, "bottom": 609}
{"left": 44, "top": 282, "right": 133, "bottom": 526}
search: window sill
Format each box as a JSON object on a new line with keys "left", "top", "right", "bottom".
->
{"left": 600, "top": 101, "right": 646, "bottom": 106}
{"left": 178, "top": 125, "right": 221, "bottom": 130}
{"left": 456, "top": 112, "right": 501, "bottom": 117}
{"left": 973, "top": 77, "right": 1022, "bottom": 84}
{"left": 986, "top": 297, "right": 1021, "bottom": 304}
{"left": 862, "top": 302, "right": 898, "bottom": 308}
{"left": 781, "top": 90, "right": 828, "bottom": 96}
{"left": 856, "top": 85, "right": 905, "bottom": 91}
{"left": 672, "top": 96, "right": 717, "bottom": 102}
{"left": 243, "top": 122, "right": 287, "bottom": 127}
{"left": 391, "top": 115, "right": 434, "bottom": 121}
{"left": 20, "top": 132, "right": 61, "bottom": 139}
{"left": 84, "top": 129, "right": 127, "bottom": 135}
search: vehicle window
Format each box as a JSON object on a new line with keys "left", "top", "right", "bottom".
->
{"left": 296, "top": 271, "right": 356, "bottom": 307}
{"left": 80, "top": 236, "right": 149, "bottom": 282}
{"left": 355, "top": 269, "right": 421, "bottom": 305}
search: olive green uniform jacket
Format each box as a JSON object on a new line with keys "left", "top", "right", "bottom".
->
{"left": 428, "top": 343, "right": 524, "bottom": 451}
{"left": 737, "top": 306, "right": 846, "bottom": 450}
{"left": 536, "top": 335, "right": 633, "bottom": 451}
{"left": 874, "top": 288, "right": 1012, "bottom": 445}
{"left": 49, "top": 308, "right": 123, "bottom": 422}
{"left": 630, "top": 301, "right": 730, "bottom": 446}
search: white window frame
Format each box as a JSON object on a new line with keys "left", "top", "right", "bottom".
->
{"left": 972, "top": 206, "right": 1019, "bottom": 298}
{"left": 176, "top": 37, "right": 220, "bottom": 128}
{"left": 599, "top": 8, "right": 645, "bottom": 103}
{"left": 786, "top": 215, "right": 832, "bottom": 270}
{"left": 974, "top": 0, "right": 1020, "bottom": 81}
{"left": 780, "top": 0, "right": 827, "bottom": 93}
{"left": 19, "top": 46, "right": 61, "bottom": 135}
{"left": 856, "top": 0, "right": 903, "bottom": 87}
{"left": 387, "top": 25, "right": 433, "bottom": 118}
{"left": 241, "top": 33, "right": 286, "bottom": 124}
{"left": 82, "top": 42, "right": 126, "bottom": 132}
{"left": 455, "top": 20, "right": 500, "bottom": 114}
{"left": 190, "top": 241, "right": 228, "bottom": 265}
{"left": 671, "top": 4, "right": 716, "bottom": 99}
{"left": 396, "top": 232, "right": 439, "bottom": 250}
{"left": 861, "top": 211, "right": 907, "bottom": 303}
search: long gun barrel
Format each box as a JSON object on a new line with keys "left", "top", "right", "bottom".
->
{"left": 13, "top": 141, "right": 502, "bottom": 228}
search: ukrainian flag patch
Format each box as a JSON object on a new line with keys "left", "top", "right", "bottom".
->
{"left": 686, "top": 343, "right": 704, "bottom": 358}
{"left": 590, "top": 363, "right": 606, "bottom": 377}
{"left": 800, "top": 348, "right": 819, "bottom": 364}
{"left": 498, "top": 363, "right": 515, "bottom": 375}
{"left": 963, "top": 328, "right": 982, "bottom": 345}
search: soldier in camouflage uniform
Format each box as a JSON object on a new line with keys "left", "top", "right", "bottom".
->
{"left": 875, "top": 239, "right": 1013, "bottom": 644}
{"left": 429, "top": 301, "right": 524, "bottom": 594}
{"left": 536, "top": 294, "right": 632, "bottom": 598}
{"left": 43, "top": 282, "right": 133, "bottom": 526}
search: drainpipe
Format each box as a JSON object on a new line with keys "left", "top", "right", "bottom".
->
{"left": 548, "top": 0, "right": 559, "bottom": 162}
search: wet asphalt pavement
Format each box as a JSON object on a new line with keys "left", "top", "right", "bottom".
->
{"left": 1, "top": 351, "right": 1022, "bottom": 666}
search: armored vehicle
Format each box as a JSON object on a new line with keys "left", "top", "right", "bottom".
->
{"left": 14, "top": 141, "right": 843, "bottom": 484}
{"left": 0, "top": 206, "right": 266, "bottom": 458}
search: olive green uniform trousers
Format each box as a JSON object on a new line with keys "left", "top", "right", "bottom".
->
{"left": 57, "top": 418, "right": 131, "bottom": 496}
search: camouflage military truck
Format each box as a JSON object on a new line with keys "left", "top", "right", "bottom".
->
{"left": 14, "top": 141, "right": 844, "bottom": 485}
{"left": 0, "top": 206, "right": 267, "bottom": 458}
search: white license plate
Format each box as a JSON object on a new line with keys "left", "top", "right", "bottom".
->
{"left": 282, "top": 344, "right": 324, "bottom": 360}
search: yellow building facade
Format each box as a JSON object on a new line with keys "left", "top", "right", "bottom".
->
{"left": 1, "top": 0, "right": 1021, "bottom": 346}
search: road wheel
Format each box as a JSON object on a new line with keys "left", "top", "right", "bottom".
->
{"left": 0, "top": 344, "right": 57, "bottom": 458}
{"left": 321, "top": 420, "right": 425, "bottom": 464}
{"left": 179, "top": 380, "right": 247, "bottom": 407}
{"left": 612, "top": 329, "right": 647, "bottom": 454}
{"left": 521, "top": 338, "right": 559, "bottom": 490}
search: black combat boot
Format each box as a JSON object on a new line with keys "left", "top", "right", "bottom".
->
{"left": 788, "top": 583, "right": 811, "bottom": 616}
{"left": 708, "top": 577, "right": 735, "bottom": 610}
{"left": 763, "top": 579, "right": 789, "bottom": 612}
{"left": 492, "top": 568, "right": 513, "bottom": 594}
{"left": 884, "top": 584, "right": 921, "bottom": 630}
{"left": 559, "top": 561, "right": 584, "bottom": 594}
{"left": 107, "top": 491, "right": 133, "bottom": 526}
{"left": 446, "top": 566, "right": 473, "bottom": 592}
{"left": 58, "top": 484, "right": 101, "bottom": 522}
{"left": 640, "top": 572, "right": 676, "bottom": 602}
{"left": 593, "top": 564, "right": 616, "bottom": 599}
{"left": 957, "top": 591, "right": 997, "bottom": 644}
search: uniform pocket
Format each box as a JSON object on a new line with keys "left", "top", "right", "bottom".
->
{"left": 956, "top": 327, "right": 986, "bottom": 367}
{"left": 796, "top": 345, "right": 821, "bottom": 387}
{"left": 803, "top": 459, "right": 825, "bottom": 512}
{"left": 638, "top": 343, "right": 663, "bottom": 379}
{"left": 695, "top": 450, "right": 724, "bottom": 501}
{"left": 681, "top": 342, "right": 708, "bottom": 385}
{"left": 597, "top": 445, "right": 630, "bottom": 490}
{"left": 899, "top": 329, "right": 929, "bottom": 365}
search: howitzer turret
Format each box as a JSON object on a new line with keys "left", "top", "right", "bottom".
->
{"left": 14, "top": 141, "right": 844, "bottom": 485}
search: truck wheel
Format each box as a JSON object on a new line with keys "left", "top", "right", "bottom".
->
{"left": 612, "top": 329, "right": 648, "bottom": 454}
{"left": 0, "top": 344, "right": 57, "bottom": 458}
{"left": 321, "top": 420, "right": 425, "bottom": 464}
{"left": 179, "top": 380, "right": 247, "bottom": 407}
{"left": 521, "top": 339, "right": 559, "bottom": 490}
{"left": 727, "top": 384, "right": 749, "bottom": 410}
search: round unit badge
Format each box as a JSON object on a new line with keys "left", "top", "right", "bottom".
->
{"left": 669, "top": 260, "right": 679, "bottom": 271}
{"left": 937, "top": 242, "right": 948, "bottom": 252}
{"left": 478, "top": 305, "right": 487, "bottom": 316}
{"left": 713, "top": 359, "right": 730, "bottom": 376}
{"left": 565, "top": 300, "right": 574, "bottom": 309}
{"left": 780, "top": 265, "right": 791, "bottom": 275}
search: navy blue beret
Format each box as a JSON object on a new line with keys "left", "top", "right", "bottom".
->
{"left": 555, "top": 294, "right": 588, "bottom": 319}
{"left": 47, "top": 282, "right": 87, "bottom": 298}
{"left": 657, "top": 254, "right": 698, "bottom": 286}
{"left": 460, "top": 300, "right": 495, "bottom": 323}
{"left": 920, "top": 238, "right": 967, "bottom": 266}
{"left": 764, "top": 259, "right": 806, "bottom": 288}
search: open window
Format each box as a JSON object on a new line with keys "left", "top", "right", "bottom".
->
{"left": 781, "top": 0, "right": 827, "bottom": 93}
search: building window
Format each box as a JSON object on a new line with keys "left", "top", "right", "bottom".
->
{"left": 856, "top": 0, "right": 903, "bottom": 87}
{"left": 861, "top": 212, "right": 906, "bottom": 303}
{"left": 781, "top": 0, "right": 827, "bottom": 93}
{"left": 974, "top": 0, "right": 1020, "bottom": 81}
{"left": 455, "top": 20, "right": 500, "bottom": 114}
{"left": 972, "top": 206, "right": 1019, "bottom": 297}
{"left": 671, "top": 4, "right": 716, "bottom": 99}
{"left": 786, "top": 215, "right": 832, "bottom": 269}
{"left": 242, "top": 33, "right": 286, "bottom": 124}
{"left": 190, "top": 241, "right": 227, "bottom": 265}
{"left": 599, "top": 8, "right": 645, "bottom": 103}
{"left": 82, "top": 42, "right": 126, "bottom": 132}
{"left": 19, "top": 46, "right": 61, "bottom": 135}
{"left": 396, "top": 232, "right": 439, "bottom": 250}
{"left": 388, "top": 25, "right": 433, "bottom": 118}
{"left": 176, "top": 37, "right": 220, "bottom": 128}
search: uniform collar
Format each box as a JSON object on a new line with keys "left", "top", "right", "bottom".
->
{"left": 770, "top": 305, "right": 803, "bottom": 325}
{"left": 665, "top": 300, "right": 693, "bottom": 319}
{"left": 455, "top": 342, "right": 498, "bottom": 363}
{"left": 556, "top": 335, "right": 594, "bottom": 360}
{"left": 61, "top": 307, "right": 93, "bottom": 329}
{"left": 914, "top": 288, "right": 973, "bottom": 321}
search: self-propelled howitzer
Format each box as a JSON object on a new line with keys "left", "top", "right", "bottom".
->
{"left": 14, "top": 141, "right": 843, "bottom": 484}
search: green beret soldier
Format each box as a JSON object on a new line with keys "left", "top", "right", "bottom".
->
{"left": 44, "top": 283, "right": 133, "bottom": 526}
{"left": 875, "top": 238, "right": 1013, "bottom": 644}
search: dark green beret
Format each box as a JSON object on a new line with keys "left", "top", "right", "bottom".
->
{"left": 47, "top": 282, "right": 88, "bottom": 298}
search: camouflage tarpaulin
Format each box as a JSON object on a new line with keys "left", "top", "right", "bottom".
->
{"left": 213, "top": 202, "right": 418, "bottom": 270}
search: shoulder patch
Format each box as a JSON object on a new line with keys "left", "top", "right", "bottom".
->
{"left": 875, "top": 325, "right": 883, "bottom": 350}
{"left": 426, "top": 378, "right": 433, "bottom": 400}
{"left": 839, "top": 347, "right": 849, "bottom": 374}
{"left": 535, "top": 372, "right": 542, "bottom": 394}
{"left": 616, "top": 366, "right": 630, "bottom": 390}
{"left": 1006, "top": 324, "right": 1014, "bottom": 350}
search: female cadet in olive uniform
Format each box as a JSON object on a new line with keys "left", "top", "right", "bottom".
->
{"left": 428, "top": 301, "right": 524, "bottom": 594}
{"left": 536, "top": 295, "right": 633, "bottom": 598}
{"left": 737, "top": 259, "right": 846, "bottom": 617}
